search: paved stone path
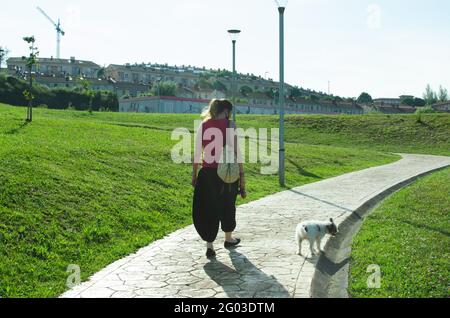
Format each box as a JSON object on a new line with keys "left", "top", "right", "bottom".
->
{"left": 61, "top": 154, "right": 450, "bottom": 298}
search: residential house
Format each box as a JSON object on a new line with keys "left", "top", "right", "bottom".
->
{"left": 7, "top": 56, "right": 101, "bottom": 79}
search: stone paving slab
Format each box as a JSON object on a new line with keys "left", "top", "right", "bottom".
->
{"left": 61, "top": 154, "right": 450, "bottom": 298}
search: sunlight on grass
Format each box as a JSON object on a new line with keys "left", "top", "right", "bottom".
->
{"left": 1, "top": 104, "right": 448, "bottom": 297}
{"left": 349, "top": 167, "right": 450, "bottom": 298}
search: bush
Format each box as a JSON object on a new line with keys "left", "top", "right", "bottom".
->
{"left": 415, "top": 112, "right": 422, "bottom": 123}
{"left": 365, "top": 108, "right": 383, "bottom": 115}
{"left": 415, "top": 106, "right": 436, "bottom": 123}
{"left": 0, "top": 76, "right": 119, "bottom": 111}
{"left": 151, "top": 81, "right": 178, "bottom": 97}
{"left": 415, "top": 106, "right": 436, "bottom": 114}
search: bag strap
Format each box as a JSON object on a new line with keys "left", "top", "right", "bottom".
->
{"left": 224, "top": 118, "right": 233, "bottom": 148}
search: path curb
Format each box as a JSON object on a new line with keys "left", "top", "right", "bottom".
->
{"left": 60, "top": 154, "right": 450, "bottom": 299}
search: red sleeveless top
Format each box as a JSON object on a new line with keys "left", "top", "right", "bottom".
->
{"left": 201, "top": 118, "right": 229, "bottom": 168}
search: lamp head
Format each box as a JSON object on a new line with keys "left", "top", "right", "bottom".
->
{"left": 227, "top": 29, "right": 241, "bottom": 42}
{"left": 274, "top": 0, "right": 288, "bottom": 7}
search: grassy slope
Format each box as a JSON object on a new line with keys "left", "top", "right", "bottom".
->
{"left": 28, "top": 108, "right": 450, "bottom": 155}
{"left": 0, "top": 104, "right": 448, "bottom": 297}
{"left": 349, "top": 167, "right": 450, "bottom": 298}
{"left": 32, "top": 109, "right": 450, "bottom": 155}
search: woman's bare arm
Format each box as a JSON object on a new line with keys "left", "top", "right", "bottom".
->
{"left": 232, "top": 121, "right": 246, "bottom": 198}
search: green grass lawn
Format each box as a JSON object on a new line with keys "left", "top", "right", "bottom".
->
{"left": 349, "top": 167, "right": 450, "bottom": 298}
{"left": 0, "top": 104, "right": 448, "bottom": 297}
{"left": 24, "top": 106, "right": 450, "bottom": 156}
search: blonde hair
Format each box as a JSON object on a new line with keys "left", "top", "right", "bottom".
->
{"left": 201, "top": 99, "right": 233, "bottom": 122}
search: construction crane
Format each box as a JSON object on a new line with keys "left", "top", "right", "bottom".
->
{"left": 36, "top": 6, "right": 65, "bottom": 59}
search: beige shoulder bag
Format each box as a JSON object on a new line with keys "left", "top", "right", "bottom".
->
{"left": 217, "top": 119, "right": 240, "bottom": 184}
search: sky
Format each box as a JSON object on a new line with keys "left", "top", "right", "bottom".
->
{"left": 1, "top": 0, "right": 449, "bottom": 99}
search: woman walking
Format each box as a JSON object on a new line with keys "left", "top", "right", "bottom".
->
{"left": 192, "top": 99, "right": 247, "bottom": 258}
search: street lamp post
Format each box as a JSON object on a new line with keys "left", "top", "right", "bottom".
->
{"left": 228, "top": 29, "right": 241, "bottom": 122}
{"left": 275, "top": 0, "right": 287, "bottom": 186}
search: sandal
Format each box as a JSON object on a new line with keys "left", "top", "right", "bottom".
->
{"left": 224, "top": 238, "right": 241, "bottom": 248}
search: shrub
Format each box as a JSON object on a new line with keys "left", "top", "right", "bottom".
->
{"left": 0, "top": 76, "right": 119, "bottom": 111}
{"left": 415, "top": 112, "right": 422, "bottom": 123}
{"left": 415, "top": 106, "right": 436, "bottom": 114}
{"left": 415, "top": 106, "right": 436, "bottom": 123}
{"left": 151, "top": 81, "right": 177, "bottom": 97}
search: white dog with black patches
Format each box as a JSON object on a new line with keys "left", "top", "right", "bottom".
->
{"left": 295, "top": 218, "right": 338, "bottom": 256}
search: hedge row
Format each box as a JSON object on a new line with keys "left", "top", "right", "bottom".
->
{"left": 0, "top": 75, "right": 119, "bottom": 111}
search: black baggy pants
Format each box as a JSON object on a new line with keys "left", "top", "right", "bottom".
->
{"left": 192, "top": 168, "right": 239, "bottom": 243}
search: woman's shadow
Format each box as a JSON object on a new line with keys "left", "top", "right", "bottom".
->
{"left": 203, "top": 249, "right": 291, "bottom": 298}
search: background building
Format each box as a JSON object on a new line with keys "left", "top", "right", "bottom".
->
{"left": 373, "top": 97, "right": 402, "bottom": 106}
{"left": 6, "top": 56, "right": 151, "bottom": 96}
{"left": 370, "top": 95, "right": 419, "bottom": 113}
{"left": 5, "top": 56, "right": 367, "bottom": 114}
{"left": 432, "top": 101, "right": 450, "bottom": 112}
{"left": 7, "top": 56, "right": 101, "bottom": 78}
{"left": 119, "top": 96, "right": 363, "bottom": 115}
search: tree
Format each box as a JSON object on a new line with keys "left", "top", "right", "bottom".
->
{"left": 0, "top": 46, "right": 9, "bottom": 71}
{"left": 423, "top": 84, "right": 437, "bottom": 105}
{"left": 0, "top": 75, "right": 119, "bottom": 111}
{"left": 438, "top": 85, "right": 448, "bottom": 102}
{"left": 309, "top": 95, "right": 319, "bottom": 102}
{"left": 215, "top": 69, "right": 233, "bottom": 78}
{"left": 22, "top": 36, "right": 39, "bottom": 122}
{"left": 357, "top": 92, "right": 373, "bottom": 104}
{"left": 79, "top": 78, "right": 94, "bottom": 113}
{"left": 151, "top": 81, "right": 177, "bottom": 97}
{"left": 265, "top": 88, "right": 277, "bottom": 99}
{"left": 401, "top": 97, "right": 415, "bottom": 106}
{"left": 196, "top": 79, "right": 213, "bottom": 90}
{"left": 344, "top": 97, "right": 356, "bottom": 103}
{"left": 413, "top": 98, "right": 426, "bottom": 107}
{"left": 239, "top": 85, "right": 253, "bottom": 97}
{"left": 212, "top": 80, "right": 227, "bottom": 92}
{"left": 289, "top": 86, "right": 303, "bottom": 99}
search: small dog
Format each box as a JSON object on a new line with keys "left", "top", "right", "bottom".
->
{"left": 295, "top": 218, "right": 338, "bottom": 256}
